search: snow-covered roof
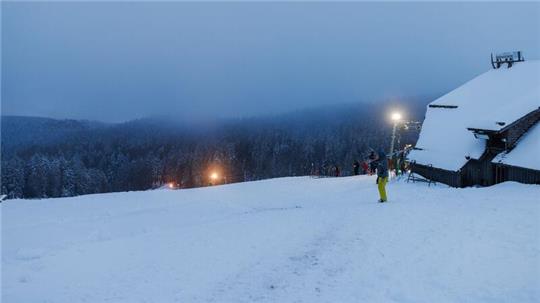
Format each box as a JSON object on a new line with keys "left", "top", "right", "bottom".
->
{"left": 408, "top": 60, "right": 540, "bottom": 171}
{"left": 492, "top": 122, "right": 540, "bottom": 170}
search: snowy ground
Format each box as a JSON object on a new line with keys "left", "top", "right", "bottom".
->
{"left": 2, "top": 176, "right": 539, "bottom": 302}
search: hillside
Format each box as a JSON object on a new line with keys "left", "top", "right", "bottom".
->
{"left": 0, "top": 116, "right": 107, "bottom": 153}
{"left": 2, "top": 176, "right": 539, "bottom": 302}
{"left": 1, "top": 99, "right": 429, "bottom": 199}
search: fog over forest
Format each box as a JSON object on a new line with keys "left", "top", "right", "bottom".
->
{"left": 1, "top": 99, "right": 428, "bottom": 199}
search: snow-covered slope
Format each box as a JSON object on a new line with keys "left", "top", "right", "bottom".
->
{"left": 2, "top": 176, "right": 539, "bottom": 303}
{"left": 409, "top": 60, "right": 540, "bottom": 171}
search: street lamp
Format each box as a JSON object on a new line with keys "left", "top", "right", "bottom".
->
{"left": 391, "top": 112, "right": 402, "bottom": 121}
{"left": 390, "top": 111, "right": 402, "bottom": 155}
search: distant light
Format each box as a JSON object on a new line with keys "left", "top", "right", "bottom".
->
{"left": 168, "top": 182, "right": 174, "bottom": 189}
{"left": 391, "top": 112, "right": 402, "bottom": 121}
{"left": 210, "top": 172, "right": 219, "bottom": 180}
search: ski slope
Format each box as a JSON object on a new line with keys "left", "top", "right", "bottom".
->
{"left": 2, "top": 176, "right": 539, "bottom": 302}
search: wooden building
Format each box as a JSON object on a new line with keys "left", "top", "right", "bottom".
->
{"left": 408, "top": 58, "right": 540, "bottom": 187}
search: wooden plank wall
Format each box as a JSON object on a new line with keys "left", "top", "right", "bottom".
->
{"left": 410, "top": 162, "right": 462, "bottom": 187}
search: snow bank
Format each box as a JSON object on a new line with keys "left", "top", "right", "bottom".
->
{"left": 2, "top": 176, "right": 539, "bottom": 302}
{"left": 409, "top": 60, "right": 540, "bottom": 171}
{"left": 493, "top": 122, "right": 540, "bottom": 170}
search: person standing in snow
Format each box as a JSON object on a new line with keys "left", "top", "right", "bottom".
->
{"left": 353, "top": 160, "right": 360, "bottom": 176}
{"left": 334, "top": 165, "right": 341, "bottom": 177}
{"left": 369, "top": 160, "right": 377, "bottom": 176}
{"left": 368, "top": 150, "right": 389, "bottom": 203}
{"left": 361, "top": 161, "right": 370, "bottom": 175}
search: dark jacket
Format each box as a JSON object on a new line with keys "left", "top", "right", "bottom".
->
{"left": 375, "top": 151, "right": 388, "bottom": 178}
{"left": 353, "top": 161, "right": 360, "bottom": 175}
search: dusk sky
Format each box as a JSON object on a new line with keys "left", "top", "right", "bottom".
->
{"left": 2, "top": 2, "right": 539, "bottom": 122}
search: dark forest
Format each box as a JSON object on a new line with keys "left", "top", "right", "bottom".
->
{"left": 1, "top": 100, "right": 428, "bottom": 199}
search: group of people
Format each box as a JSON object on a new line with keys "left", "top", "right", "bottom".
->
{"left": 312, "top": 149, "right": 406, "bottom": 203}
{"left": 352, "top": 159, "right": 376, "bottom": 176}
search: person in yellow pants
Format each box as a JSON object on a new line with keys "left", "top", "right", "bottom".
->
{"left": 369, "top": 150, "right": 389, "bottom": 203}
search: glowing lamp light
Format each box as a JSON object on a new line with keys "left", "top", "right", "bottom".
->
{"left": 210, "top": 172, "right": 219, "bottom": 180}
{"left": 391, "top": 112, "right": 402, "bottom": 121}
{"left": 168, "top": 182, "right": 174, "bottom": 189}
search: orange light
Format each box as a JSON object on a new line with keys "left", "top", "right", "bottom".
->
{"left": 210, "top": 172, "right": 219, "bottom": 180}
{"left": 168, "top": 182, "right": 174, "bottom": 189}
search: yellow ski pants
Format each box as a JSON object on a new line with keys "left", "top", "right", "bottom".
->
{"left": 378, "top": 176, "right": 388, "bottom": 202}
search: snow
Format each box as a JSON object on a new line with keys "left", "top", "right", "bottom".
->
{"left": 409, "top": 60, "right": 540, "bottom": 171}
{"left": 493, "top": 122, "right": 540, "bottom": 170}
{"left": 2, "top": 176, "right": 539, "bottom": 302}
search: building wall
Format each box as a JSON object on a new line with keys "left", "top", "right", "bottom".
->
{"left": 411, "top": 161, "right": 540, "bottom": 187}
{"left": 494, "top": 164, "right": 540, "bottom": 185}
{"left": 460, "top": 159, "right": 485, "bottom": 187}
{"left": 410, "top": 162, "right": 462, "bottom": 187}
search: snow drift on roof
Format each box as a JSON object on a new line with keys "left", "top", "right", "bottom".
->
{"left": 493, "top": 122, "right": 540, "bottom": 170}
{"left": 409, "top": 60, "right": 540, "bottom": 171}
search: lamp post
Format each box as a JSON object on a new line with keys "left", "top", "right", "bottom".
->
{"left": 390, "top": 112, "right": 402, "bottom": 156}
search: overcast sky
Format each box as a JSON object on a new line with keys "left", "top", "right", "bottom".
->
{"left": 2, "top": 2, "right": 539, "bottom": 122}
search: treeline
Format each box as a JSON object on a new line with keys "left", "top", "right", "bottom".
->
{"left": 1, "top": 100, "right": 428, "bottom": 199}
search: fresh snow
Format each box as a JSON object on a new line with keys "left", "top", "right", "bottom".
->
{"left": 493, "top": 122, "right": 540, "bottom": 170}
{"left": 2, "top": 176, "right": 539, "bottom": 303}
{"left": 409, "top": 60, "right": 540, "bottom": 171}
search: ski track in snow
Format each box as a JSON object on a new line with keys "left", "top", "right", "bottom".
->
{"left": 2, "top": 176, "right": 539, "bottom": 302}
